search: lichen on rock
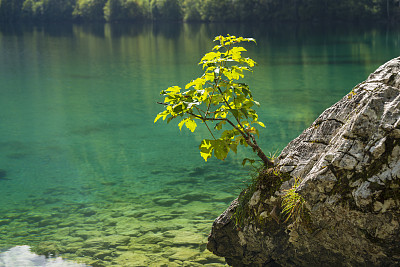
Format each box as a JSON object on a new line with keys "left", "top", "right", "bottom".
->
{"left": 207, "top": 57, "right": 400, "bottom": 266}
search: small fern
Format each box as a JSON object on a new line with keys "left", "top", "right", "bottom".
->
{"left": 281, "top": 177, "right": 306, "bottom": 223}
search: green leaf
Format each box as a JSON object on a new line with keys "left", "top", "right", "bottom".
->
{"left": 212, "top": 139, "right": 229, "bottom": 160}
{"left": 241, "top": 84, "right": 251, "bottom": 97}
{"left": 166, "top": 116, "right": 175, "bottom": 123}
{"left": 221, "top": 129, "right": 235, "bottom": 139}
{"left": 240, "top": 108, "right": 249, "bottom": 119}
{"left": 173, "top": 104, "right": 183, "bottom": 113}
{"left": 229, "top": 142, "right": 238, "bottom": 154}
{"left": 211, "top": 95, "right": 224, "bottom": 104}
{"left": 230, "top": 109, "right": 239, "bottom": 119}
{"left": 214, "top": 121, "right": 225, "bottom": 131}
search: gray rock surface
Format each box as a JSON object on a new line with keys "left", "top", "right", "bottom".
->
{"left": 207, "top": 57, "right": 400, "bottom": 266}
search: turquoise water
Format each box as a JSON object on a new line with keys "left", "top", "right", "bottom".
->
{"left": 0, "top": 22, "right": 399, "bottom": 266}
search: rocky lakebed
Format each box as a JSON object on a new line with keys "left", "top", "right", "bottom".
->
{"left": 0, "top": 160, "right": 249, "bottom": 266}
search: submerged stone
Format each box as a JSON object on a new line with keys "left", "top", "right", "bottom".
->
{"left": 0, "top": 169, "right": 7, "bottom": 179}
{"left": 152, "top": 197, "right": 177, "bottom": 207}
{"left": 0, "top": 219, "right": 11, "bottom": 226}
{"left": 170, "top": 230, "right": 206, "bottom": 247}
{"left": 168, "top": 248, "right": 200, "bottom": 261}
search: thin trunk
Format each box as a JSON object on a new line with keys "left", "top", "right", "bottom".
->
{"left": 245, "top": 135, "right": 274, "bottom": 167}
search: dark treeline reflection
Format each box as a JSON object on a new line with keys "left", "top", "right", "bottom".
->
{"left": 0, "top": 0, "right": 399, "bottom": 23}
{"left": 1, "top": 21, "right": 400, "bottom": 42}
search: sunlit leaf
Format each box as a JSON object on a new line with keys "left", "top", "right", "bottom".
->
{"left": 154, "top": 112, "right": 166, "bottom": 123}
{"left": 200, "top": 52, "right": 221, "bottom": 63}
{"left": 199, "top": 139, "right": 213, "bottom": 162}
{"left": 166, "top": 86, "right": 181, "bottom": 94}
{"left": 244, "top": 58, "right": 256, "bottom": 67}
{"left": 230, "top": 47, "right": 247, "bottom": 61}
{"left": 185, "top": 78, "right": 205, "bottom": 90}
{"left": 212, "top": 45, "right": 221, "bottom": 51}
{"left": 185, "top": 118, "right": 197, "bottom": 132}
{"left": 178, "top": 119, "right": 185, "bottom": 130}
{"left": 204, "top": 72, "right": 215, "bottom": 81}
{"left": 256, "top": 121, "right": 265, "bottom": 127}
{"left": 178, "top": 118, "right": 197, "bottom": 132}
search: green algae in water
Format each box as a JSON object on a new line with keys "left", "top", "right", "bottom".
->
{"left": 0, "top": 22, "right": 399, "bottom": 266}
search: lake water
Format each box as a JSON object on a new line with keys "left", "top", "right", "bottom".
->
{"left": 0, "top": 22, "right": 399, "bottom": 266}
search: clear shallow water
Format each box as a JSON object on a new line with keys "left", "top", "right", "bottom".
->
{"left": 0, "top": 22, "right": 399, "bottom": 266}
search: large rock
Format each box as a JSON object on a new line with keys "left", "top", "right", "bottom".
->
{"left": 207, "top": 57, "right": 400, "bottom": 266}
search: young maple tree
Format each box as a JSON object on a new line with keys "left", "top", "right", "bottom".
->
{"left": 155, "top": 35, "right": 273, "bottom": 167}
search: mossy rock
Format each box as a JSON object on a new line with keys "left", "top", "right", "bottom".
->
{"left": 233, "top": 167, "right": 291, "bottom": 228}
